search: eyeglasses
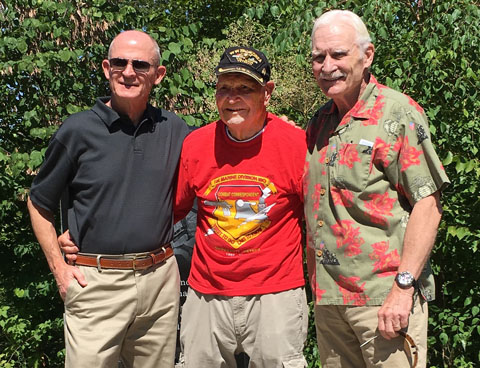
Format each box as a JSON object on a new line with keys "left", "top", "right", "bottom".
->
{"left": 360, "top": 331, "right": 418, "bottom": 368}
{"left": 109, "top": 58, "right": 153, "bottom": 73}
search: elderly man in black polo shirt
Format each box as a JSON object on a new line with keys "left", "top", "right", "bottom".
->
{"left": 27, "top": 30, "right": 188, "bottom": 368}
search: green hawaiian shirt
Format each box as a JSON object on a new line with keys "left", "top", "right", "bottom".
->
{"left": 304, "top": 76, "right": 450, "bottom": 306}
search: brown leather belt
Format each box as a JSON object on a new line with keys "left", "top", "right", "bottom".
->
{"left": 74, "top": 244, "right": 173, "bottom": 271}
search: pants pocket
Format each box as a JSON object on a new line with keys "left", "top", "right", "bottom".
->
{"left": 282, "top": 355, "right": 307, "bottom": 368}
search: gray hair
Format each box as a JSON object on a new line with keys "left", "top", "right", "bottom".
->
{"left": 108, "top": 31, "right": 161, "bottom": 65}
{"left": 311, "top": 10, "right": 372, "bottom": 53}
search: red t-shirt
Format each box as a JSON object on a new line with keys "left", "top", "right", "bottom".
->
{"left": 174, "top": 113, "right": 306, "bottom": 296}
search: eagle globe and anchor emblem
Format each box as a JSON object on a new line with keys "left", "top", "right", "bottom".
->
{"left": 203, "top": 174, "right": 278, "bottom": 249}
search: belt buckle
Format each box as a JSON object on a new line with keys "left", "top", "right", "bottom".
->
{"left": 132, "top": 254, "right": 137, "bottom": 271}
{"left": 96, "top": 255, "right": 103, "bottom": 272}
{"left": 159, "top": 246, "right": 166, "bottom": 263}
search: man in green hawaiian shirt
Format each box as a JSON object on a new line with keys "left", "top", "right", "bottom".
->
{"left": 304, "top": 9, "right": 450, "bottom": 368}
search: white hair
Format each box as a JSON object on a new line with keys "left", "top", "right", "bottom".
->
{"left": 311, "top": 10, "right": 372, "bottom": 53}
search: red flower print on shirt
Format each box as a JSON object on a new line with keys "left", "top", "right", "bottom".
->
{"left": 393, "top": 135, "right": 403, "bottom": 152}
{"left": 362, "top": 95, "right": 386, "bottom": 126}
{"left": 311, "top": 184, "right": 322, "bottom": 211}
{"left": 306, "top": 243, "right": 327, "bottom": 303}
{"left": 315, "top": 288, "right": 327, "bottom": 303}
{"left": 318, "top": 146, "right": 327, "bottom": 164}
{"left": 364, "top": 192, "right": 396, "bottom": 225}
{"left": 369, "top": 241, "right": 400, "bottom": 277}
{"left": 406, "top": 95, "right": 425, "bottom": 113}
{"left": 331, "top": 187, "right": 354, "bottom": 207}
{"left": 331, "top": 220, "right": 364, "bottom": 256}
{"left": 370, "top": 137, "right": 391, "bottom": 173}
{"left": 398, "top": 136, "right": 423, "bottom": 172}
{"left": 338, "top": 143, "right": 361, "bottom": 168}
{"left": 336, "top": 275, "right": 370, "bottom": 306}
{"left": 349, "top": 99, "right": 367, "bottom": 116}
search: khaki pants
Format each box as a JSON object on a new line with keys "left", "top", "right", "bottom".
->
{"left": 178, "top": 287, "right": 308, "bottom": 368}
{"left": 315, "top": 295, "right": 428, "bottom": 368}
{"left": 64, "top": 256, "right": 179, "bottom": 368}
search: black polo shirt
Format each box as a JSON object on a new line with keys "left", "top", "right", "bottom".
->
{"left": 30, "top": 97, "right": 189, "bottom": 254}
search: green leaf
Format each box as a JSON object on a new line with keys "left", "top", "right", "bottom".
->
{"left": 162, "top": 50, "right": 171, "bottom": 62}
{"left": 14, "top": 288, "right": 25, "bottom": 298}
{"left": 59, "top": 50, "right": 71, "bottom": 62}
{"left": 194, "top": 80, "right": 205, "bottom": 89}
{"left": 472, "top": 306, "right": 479, "bottom": 317}
{"left": 66, "top": 104, "right": 80, "bottom": 114}
{"left": 464, "top": 297, "right": 472, "bottom": 307}
{"left": 182, "top": 115, "right": 197, "bottom": 126}
{"left": 439, "top": 332, "right": 448, "bottom": 345}
{"left": 270, "top": 5, "right": 280, "bottom": 17}
{"left": 256, "top": 6, "right": 264, "bottom": 19}
{"left": 17, "top": 39, "right": 28, "bottom": 53}
{"left": 168, "top": 42, "right": 181, "bottom": 55}
{"left": 456, "top": 227, "right": 469, "bottom": 240}
{"left": 29, "top": 150, "right": 44, "bottom": 169}
{"left": 443, "top": 151, "right": 453, "bottom": 166}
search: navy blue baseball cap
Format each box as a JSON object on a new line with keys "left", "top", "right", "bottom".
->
{"left": 215, "top": 46, "right": 271, "bottom": 85}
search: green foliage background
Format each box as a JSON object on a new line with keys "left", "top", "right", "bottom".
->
{"left": 1, "top": 0, "right": 479, "bottom": 366}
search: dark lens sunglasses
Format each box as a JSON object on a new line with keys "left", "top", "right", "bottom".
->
{"left": 109, "top": 58, "right": 152, "bottom": 73}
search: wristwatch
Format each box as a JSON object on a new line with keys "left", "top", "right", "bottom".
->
{"left": 395, "top": 271, "right": 417, "bottom": 289}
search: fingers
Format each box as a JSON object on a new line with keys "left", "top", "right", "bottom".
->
{"left": 279, "top": 115, "right": 300, "bottom": 128}
{"left": 378, "top": 312, "right": 401, "bottom": 340}
{"left": 58, "top": 230, "right": 77, "bottom": 248}
{"left": 73, "top": 267, "right": 88, "bottom": 288}
{"left": 64, "top": 252, "right": 78, "bottom": 264}
{"left": 378, "top": 305, "right": 411, "bottom": 339}
{"left": 56, "top": 264, "right": 87, "bottom": 301}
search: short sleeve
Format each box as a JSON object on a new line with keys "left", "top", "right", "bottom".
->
{"left": 29, "top": 137, "right": 74, "bottom": 213}
{"left": 384, "top": 104, "right": 450, "bottom": 206}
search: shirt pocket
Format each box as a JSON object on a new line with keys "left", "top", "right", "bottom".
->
{"left": 330, "top": 142, "right": 373, "bottom": 192}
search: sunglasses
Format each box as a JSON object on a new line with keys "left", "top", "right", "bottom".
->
{"left": 109, "top": 58, "right": 153, "bottom": 73}
{"left": 360, "top": 331, "right": 418, "bottom": 368}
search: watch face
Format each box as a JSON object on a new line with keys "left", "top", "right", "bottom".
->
{"left": 397, "top": 271, "right": 415, "bottom": 287}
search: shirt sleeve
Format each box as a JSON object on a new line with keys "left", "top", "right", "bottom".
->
{"left": 29, "top": 136, "right": 74, "bottom": 213}
{"left": 384, "top": 103, "right": 450, "bottom": 206}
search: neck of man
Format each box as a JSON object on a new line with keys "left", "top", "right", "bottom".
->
{"left": 226, "top": 111, "right": 267, "bottom": 141}
{"left": 107, "top": 97, "right": 148, "bottom": 126}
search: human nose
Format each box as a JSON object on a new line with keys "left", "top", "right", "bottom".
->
{"left": 220, "top": 88, "right": 239, "bottom": 101}
{"left": 122, "top": 61, "right": 137, "bottom": 77}
{"left": 322, "top": 55, "right": 336, "bottom": 73}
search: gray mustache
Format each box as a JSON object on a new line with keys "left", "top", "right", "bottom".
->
{"left": 319, "top": 72, "right": 346, "bottom": 80}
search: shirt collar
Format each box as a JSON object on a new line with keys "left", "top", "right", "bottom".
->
{"left": 330, "top": 74, "right": 382, "bottom": 129}
{"left": 92, "top": 97, "right": 155, "bottom": 127}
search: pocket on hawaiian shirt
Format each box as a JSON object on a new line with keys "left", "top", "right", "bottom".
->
{"left": 331, "top": 143, "right": 373, "bottom": 192}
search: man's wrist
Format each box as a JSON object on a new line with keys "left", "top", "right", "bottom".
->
{"left": 395, "top": 271, "right": 417, "bottom": 289}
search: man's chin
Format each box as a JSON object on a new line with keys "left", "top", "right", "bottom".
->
{"left": 320, "top": 83, "right": 345, "bottom": 99}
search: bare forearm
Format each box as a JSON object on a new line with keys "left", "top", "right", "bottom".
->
{"left": 378, "top": 191, "right": 443, "bottom": 338}
{"left": 27, "top": 198, "right": 65, "bottom": 273}
{"left": 28, "top": 198, "right": 87, "bottom": 299}
{"left": 398, "top": 191, "right": 443, "bottom": 278}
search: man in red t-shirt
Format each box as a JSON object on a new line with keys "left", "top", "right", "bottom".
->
{"left": 173, "top": 46, "right": 308, "bottom": 368}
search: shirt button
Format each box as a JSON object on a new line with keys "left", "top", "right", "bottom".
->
{"left": 318, "top": 220, "right": 324, "bottom": 227}
{"left": 317, "top": 250, "right": 323, "bottom": 257}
